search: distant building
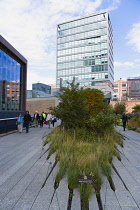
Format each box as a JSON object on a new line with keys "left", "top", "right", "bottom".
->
{"left": 27, "top": 83, "right": 51, "bottom": 98}
{"left": 51, "top": 88, "right": 63, "bottom": 97}
{"left": 127, "top": 77, "right": 140, "bottom": 101}
{"left": 56, "top": 11, "right": 114, "bottom": 89}
{"left": 27, "top": 90, "right": 32, "bottom": 99}
{"left": 32, "top": 83, "right": 51, "bottom": 94}
{"left": 112, "top": 79, "right": 127, "bottom": 101}
{"left": 112, "top": 77, "right": 140, "bottom": 101}
{"left": 0, "top": 35, "right": 27, "bottom": 133}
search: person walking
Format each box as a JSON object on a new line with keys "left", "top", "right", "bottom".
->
{"left": 42, "top": 112, "right": 46, "bottom": 121}
{"left": 24, "top": 111, "right": 31, "bottom": 133}
{"left": 16, "top": 113, "right": 24, "bottom": 133}
{"left": 46, "top": 112, "right": 52, "bottom": 128}
{"left": 122, "top": 113, "right": 128, "bottom": 131}
{"left": 33, "top": 111, "right": 39, "bottom": 127}
{"left": 40, "top": 112, "right": 44, "bottom": 128}
{"left": 51, "top": 115, "right": 56, "bottom": 127}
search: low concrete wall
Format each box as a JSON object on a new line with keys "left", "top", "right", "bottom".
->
{"left": 110, "top": 101, "right": 140, "bottom": 113}
{"left": 26, "top": 97, "right": 59, "bottom": 115}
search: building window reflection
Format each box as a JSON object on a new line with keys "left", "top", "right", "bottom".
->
{"left": 0, "top": 49, "right": 21, "bottom": 111}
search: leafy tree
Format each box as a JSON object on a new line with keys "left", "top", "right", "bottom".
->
{"left": 84, "top": 88, "right": 108, "bottom": 118}
{"left": 113, "top": 102, "right": 126, "bottom": 115}
{"left": 132, "top": 104, "right": 140, "bottom": 113}
{"left": 53, "top": 78, "right": 118, "bottom": 134}
{"left": 54, "top": 78, "right": 88, "bottom": 129}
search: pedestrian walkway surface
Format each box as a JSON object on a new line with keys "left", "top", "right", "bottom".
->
{"left": 0, "top": 124, "right": 140, "bottom": 210}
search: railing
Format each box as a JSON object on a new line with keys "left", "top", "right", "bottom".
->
{"left": 0, "top": 117, "right": 18, "bottom": 134}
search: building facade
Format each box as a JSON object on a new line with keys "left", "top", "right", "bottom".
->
{"left": 0, "top": 35, "right": 27, "bottom": 133}
{"left": 112, "top": 79, "right": 127, "bottom": 101}
{"left": 27, "top": 83, "right": 51, "bottom": 99}
{"left": 127, "top": 77, "right": 140, "bottom": 101}
{"left": 32, "top": 83, "right": 51, "bottom": 94}
{"left": 56, "top": 11, "right": 114, "bottom": 88}
{"left": 112, "top": 77, "right": 140, "bottom": 101}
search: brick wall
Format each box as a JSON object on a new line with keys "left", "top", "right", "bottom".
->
{"left": 26, "top": 97, "right": 59, "bottom": 115}
{"left": 110, "top": 101, "right": 140, "bottom": 113}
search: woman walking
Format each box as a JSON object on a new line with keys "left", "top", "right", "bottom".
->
{"left": 16, "top": 113, "right": 24, "bottom": 133}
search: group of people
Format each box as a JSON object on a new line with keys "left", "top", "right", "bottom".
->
{"left": 33, "top": 111, "right": 56, "bottom": 128}
{"left": 16, "top": 111, "right": 57, "bottom": 133}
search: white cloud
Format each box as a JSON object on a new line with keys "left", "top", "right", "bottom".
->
{"left": 0, "top": 0, "right": 104, "bottom": 89}
{"left": 114, "top": 61, "right": 134, "bottom": 67}
{"left": 105, "top": 0, "right": 121, "bottom": 11}
{"left": 0, "top": 0, "right": 121, "bottom": 89}
{"left": 114, "top": 59, "right": 140, "bottom": 81}
{"left": 127, "top": 22, "right": 140, "bottom": 53}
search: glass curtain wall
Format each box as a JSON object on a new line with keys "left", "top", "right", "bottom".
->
{"left": 0, "top": 49, "right": 21, "bottom": 111}
{"left": 56, "top": 12, "right": 114, "bottom": 88}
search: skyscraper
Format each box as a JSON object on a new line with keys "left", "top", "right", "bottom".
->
{"left": 56, "top": 11, "right": 113, "bottom": 89}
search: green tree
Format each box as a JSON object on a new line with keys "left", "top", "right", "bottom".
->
{"left": 113, "top": 102, "right": 126, "bottom": 115}
{"left": 54, "top": 78, "right": 87, "bottom": 129}
{"left": 53, "top": 78, "right": 118, "bottom": 133}
{"left": 132, "top": 104, "right": 140, "bottom": 113}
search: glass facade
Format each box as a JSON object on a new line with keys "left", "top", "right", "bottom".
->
{"left": 0, "top": 49, "right": 21, "bottom": 111}
{"left": 56, "top": 11, "right": 114, "bottom": 88}
{"left": 32, "top": 83, "right": 51, "bottom": 94}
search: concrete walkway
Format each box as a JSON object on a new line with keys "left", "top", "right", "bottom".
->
{"left": 0, "top": 124, "right": 140, "bottom": 210}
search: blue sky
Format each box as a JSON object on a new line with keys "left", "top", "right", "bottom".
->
{"left": 0, "top": 0, "right": 140, "bottom": 89}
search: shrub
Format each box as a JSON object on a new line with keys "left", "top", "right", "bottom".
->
{"left": 87, "top": 109, "right": 120, "bottom": 135}
{"left": 113, "top": 102, "right": 126, "bottom": 115}
{"left": 132, "top": 104, "right": 140, "bottom": 113}
{"left": 128, "top": 113, "right": 140, "bottom": 129}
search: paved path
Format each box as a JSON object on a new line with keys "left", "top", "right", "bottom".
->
{"left": 0, "top": 125, "right": 140, "bottom": 210}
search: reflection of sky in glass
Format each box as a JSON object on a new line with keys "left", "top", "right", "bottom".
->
{"left": 0, "top": 49, "right": 21, "bottom": 111}
{"left": 0, "top": 49, "right": 21, "bottom": 82}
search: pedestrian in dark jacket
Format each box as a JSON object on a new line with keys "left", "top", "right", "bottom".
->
{"left": 122, "top": 113, "right": 128, "bottom": 131}
{"left": 40, "top": 112, "right": 44, "bottom": 128}
{"left": 24, "top": 111, "right": 31, "bottom": 133}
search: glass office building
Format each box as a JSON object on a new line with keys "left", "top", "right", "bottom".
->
{"left": 0, "top": 35, "right": 27, "bottom": 133}
{"left": 56, "top": 11, "right": 113, "bottom": 88}
{"left": 32, "top": 83, "right": 51, "bottom": 94}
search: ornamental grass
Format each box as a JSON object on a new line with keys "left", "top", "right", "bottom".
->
{"left": 44, "top": 126, "right": 122, "bottom": 203}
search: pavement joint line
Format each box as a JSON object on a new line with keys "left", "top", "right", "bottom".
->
{"left": 0, "top": 142, "right": 50, "bottom": 201}
{"left": 41, "top": 161, "right": 57, "bottom": 188}
{"left": 7, "top": 155, "right": 49, "bottom": 210}
{"left": 29, "top": 160, "right": 54, "bottom": 210}
{"left": 0, "top": 153, "right": 41, "bottom": 202}
{"left": 112, "top": 164, "right": 129, "bottom": 191}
